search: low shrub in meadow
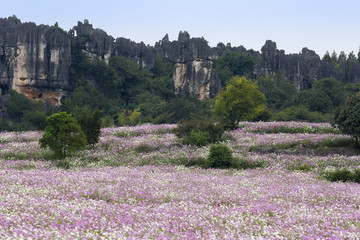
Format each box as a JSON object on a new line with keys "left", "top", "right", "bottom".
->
{"left": 323, "top": 168, "right": 360, "bottom": 183}
{"left": 174, "top": 119, "right": 224, "bottom": 147}
{"left": 134, "top": 144, "right": 155, "bottom": 153}
{"left": 208, "top": 144, "right": 234, "bottom": 169}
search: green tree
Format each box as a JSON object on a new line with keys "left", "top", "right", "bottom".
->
{"left": 335, "top": 94, "right": 360, "bottom": 148}
{"left": 76, "top": 107, "right": 102, "bottom": 148}
{"left": 39, "top": 112, "right": 87, "bottom": 158}
{"left": 213, "top": 76, "right": 266, "bottom": 129}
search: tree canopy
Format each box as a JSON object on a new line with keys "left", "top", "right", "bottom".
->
{"left": 335, "top": 94, "right": 360, "bottom": 148}
{"left": 213, "top": 76, "right": 266, "bottom": 129}
{"left": 39, "top": 112, "right": 87, "bottom": 158}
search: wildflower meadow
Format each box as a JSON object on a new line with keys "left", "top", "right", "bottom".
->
{"left": 0, "top": 122, "right": 359, "bottom": 239}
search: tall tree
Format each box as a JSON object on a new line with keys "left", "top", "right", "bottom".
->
{"left": 213, "top": 76, "right": 266, "bottom": 129}
{"left": 335, "top": 94, "right": 360, "bottom": 148}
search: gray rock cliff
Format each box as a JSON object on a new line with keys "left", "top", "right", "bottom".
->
{"left": 1, "top": 17, "right": 360, "bottom": 106}
{"left": 0, "top": 16, "right": 71, "bottom": 105}
{"left": 254, "top": 40, "right": 360, "bottom": 91}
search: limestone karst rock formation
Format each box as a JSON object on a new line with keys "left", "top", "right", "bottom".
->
{"left": 1, "top": 16, "right": 360, "bottom": 106}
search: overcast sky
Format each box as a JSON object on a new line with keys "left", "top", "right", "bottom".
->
{"left": 1, "top": 0, "right": 360, "bottom": 57}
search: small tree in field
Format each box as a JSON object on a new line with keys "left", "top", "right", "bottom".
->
{"left": 213, "top": 76, "right": 266, "bottom": 129}
{"left": 335, "top": 93, "right": 360, "bottom": 148}
{"left": 76, "top": 107, "right": 101, "bottom": 148}
{"left": 39, "top": 112, "right": 87, "bottom": 158}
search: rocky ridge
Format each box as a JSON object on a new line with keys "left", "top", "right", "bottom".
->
{"left": 1, "top": 16, "right": 360, "bottom": 105}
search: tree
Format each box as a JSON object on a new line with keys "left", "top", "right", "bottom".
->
{"left": 213, "top": 76, "right": 266, "bottom": 129}
{"left": 76, "top": 107, "right": 102, "bottom": 148}
{"left": 117, "top": 108, "right": 141, "bottom": 126}
{"left": 39, "top": 112, "right": 87, "bottom": 158}
{"left": 335, "top": 94, "right": 360, "bottom": 148}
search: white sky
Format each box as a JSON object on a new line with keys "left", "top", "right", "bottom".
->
{"left": 1, "top": 0, "right": 360, "bottom": 57}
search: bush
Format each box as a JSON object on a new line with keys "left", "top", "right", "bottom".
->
{"left": 134, "top": 144, "right": 154, "bottom": 153}
{"left": 174, "top": 119, "right": 224, "bottom": 147}
{"left": 235, "top": 158, "right": 266, "bottom": 170}
{"left": 188, "top": 130, "right": 210, "bottom": 147}
{"left": 76, "top": 108, "right": 101, "bottom": 148}
{"left": 207, "top": 144, "right": 234, "bottom": 169}
{"left": 55, "top": 160, "right": 71, "bottom": 169}
{"left": 324, "top": 168, "right": 354, "bottom": 182}
{"left": 353, "top": 169, "right": 360, "bottom": 183}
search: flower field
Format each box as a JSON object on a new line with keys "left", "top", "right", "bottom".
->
{"left": 0, "top": 122, "right": 359, "bottom": 239}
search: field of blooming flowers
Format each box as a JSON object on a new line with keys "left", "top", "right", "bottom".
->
{"left": 0, "top": 122, "right": 359, "bottom": 239}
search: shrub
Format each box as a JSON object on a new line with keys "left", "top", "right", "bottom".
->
{"left": 207, "top": 144, "right": 234, "bottom": 169}
{"left": 235, "top": 158, "right": 266, "bottom": 170}
{"left": 185, "top": 157, "right": 208, "bottom": 168}
{"left": 134, "top": 144, "right": 154, "bottom": 153}
{"left": 174, "top": 119, "right": 224, "bottom": 147}
{"left": 76, "top": 108, "right": 101, "bottom": 148}
{"left": 188, "top": 130, "right": 210, "bottom": 147}
{"left": 352, "top": 169, "right": 360, "bottom": 183}
{"left": 324, "top": 168, "right": 354, "bottom": 182}
{"left": 55, "top": 160, "right": 71, "bottom": 169}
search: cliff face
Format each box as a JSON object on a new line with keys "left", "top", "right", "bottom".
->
{"left": 156, "top": 31, "right": 221, "bottom": 99}
{"left": 254, "top": 40, "right": 360, "bottom": 91}
{"left": 0, "top": 16, "right": 71, "bottom": 105}
{"left": 1, "top": 16, "right": 360, "bottom": 105}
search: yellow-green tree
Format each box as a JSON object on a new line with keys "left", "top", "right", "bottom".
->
{"left": 118, "top": 108, "right": 141, "bottom": 126}
{"left": 213, "top": 76, "right": 266, "bottom": 129}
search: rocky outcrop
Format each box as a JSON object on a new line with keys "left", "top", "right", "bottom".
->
{"left": 254, "top": 40, "right": 360, "bottom": 91}
{"left": 0, "top": 16, "right": 71, "bottom": 105}
{"left": 1, "top": 16, "right": 360, "bottom": 106}
{"left": 72, "top": 20, "right": 114, "bottom": 63}
{"left": 156, "top": 31, "right": 221, "bottom": 98}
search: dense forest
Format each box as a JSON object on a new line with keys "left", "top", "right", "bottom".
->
{"left": 1, "top": 38, "right": 360, "bottom": 131}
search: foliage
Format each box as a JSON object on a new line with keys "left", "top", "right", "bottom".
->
{"left": 213, "top": 76, "right": 266, "bottom": 129}
{"left": 118, "top": 108, "right": 142, "bottom": 126}
{"left": 272, "top": 106, "right": 331, "bottom": 123}
{"left": 75, "top": 106, "right": 101, "bottom": 148}
{"left": 312, "top": 78, "right": 344, "bottom": 107}
{"left": 0, "top": 119, "right": 10, "bottom": 131}
{"left": 323, "top": 168, "right": 358, "bottom": 183}
{"left": 101, "top": 115, "right": 115, "bottom": 128}
{"left": 5, "top": 90, "right": 50, "bottom": 131}
{"left": 39, "top": 112, "right": 87, "bottom": 158}
{"left": 335, "top": 94, "right": 360, "bottom": 147}
{"left": 292, "top": 89, "right": 333, "bottom": 113}
{"left": 213, "top": 51, "right": 256, "bottom": 85}
{"left": 61, "top": 86, "right": 123, "bottom": 117}
{"left": 162, "top": 97, "right": 214, "bottom": 123}
{"left": 236, "top": 158, "right": 266, "bottom": 170}
{"left": 188, "top": 130, "right": 210, "bottom": 147}
{"left": 207, "top": 144, "right": 234, "bottom": 169}
{"left": 134, "top": 144, "right": 155, "bottom": 153}
{"left": 174, "top": 119, "right": 224, "bottom": 147}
